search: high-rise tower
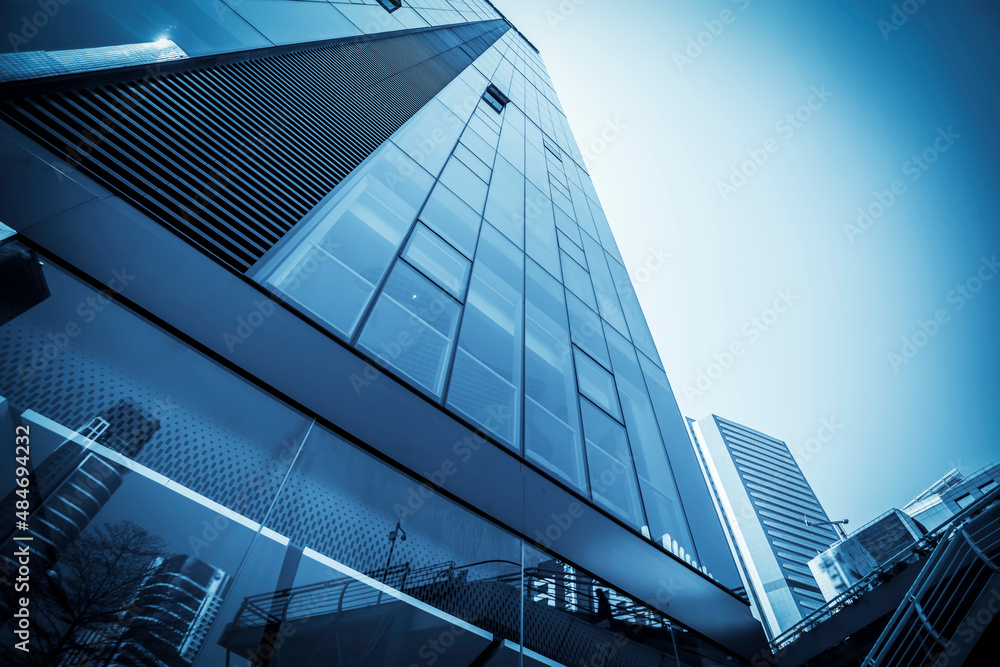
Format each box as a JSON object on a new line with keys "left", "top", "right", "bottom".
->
{"left": 0, "top": 2, "right": 764, "bottom": 663}
{"left": 689, "top": 415, "right": 838, "bottom": 639}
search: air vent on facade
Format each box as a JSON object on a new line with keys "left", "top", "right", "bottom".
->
{"left": 483, "top": 83, "right": 510, "bottom": 113}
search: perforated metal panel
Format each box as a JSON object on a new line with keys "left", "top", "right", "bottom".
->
{"left": 0, "top": 21, "right": 509, "bottom": 272}
{"left": 0, "top": 300, "right": 290, "bottom": 523}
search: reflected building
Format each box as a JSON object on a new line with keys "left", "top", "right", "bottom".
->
{"left": 0, "top": 1, "right": 765, "bottom": 664}
{"left": 0, "top": 401, "right": 157, "bottom": 575}
{"left": 689, "top": 415, "right": 837, "bottom": 639}
{"left": 60, "top": 554, "right": 229, "bottom": 667}
{"left": 109, "top": 555, "right": 229, "bottom": 667}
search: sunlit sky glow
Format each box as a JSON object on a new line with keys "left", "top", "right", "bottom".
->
{"left": 495, "top": 0, "right": 1000, "bottom": 527}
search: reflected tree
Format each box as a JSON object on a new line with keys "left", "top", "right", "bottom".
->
{"left": 1, "top": 520, "right": 169, "bottom": 667}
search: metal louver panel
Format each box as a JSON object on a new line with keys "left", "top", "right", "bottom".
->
{"left": 0, "top": 21, "right": 509, "bottom": 273}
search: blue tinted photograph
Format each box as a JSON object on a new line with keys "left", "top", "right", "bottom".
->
{"left": 1, "top": 1, "right": 997, "bottom": 665}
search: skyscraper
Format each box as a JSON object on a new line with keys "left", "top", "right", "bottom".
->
{"left": 1, "top": 2, "right": 764, "bottom": 663}
{"left": 689, "top": 414, "right": 838, "bottom": 639}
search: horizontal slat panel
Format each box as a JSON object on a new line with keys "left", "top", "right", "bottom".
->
{"left": 0, "top": 21, "right": 509, "bottom": 272}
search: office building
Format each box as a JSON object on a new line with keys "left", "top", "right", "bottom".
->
{"left": 57, "top": 554, "right": 229, "bottom": 667}
{"left": 903, "top": 461, "right": 1000, "bottom": 532}
{"left": 689, "top": 415, "right": 837, "bottom": 639}
{"left": 0, "top": 1, "right": 764, "bottom": 664}
{"left": 111, "top": 555, "right": 230, "bottom": 666}
{"left": 807, "top": 508, "right": 923, "bottom": 602}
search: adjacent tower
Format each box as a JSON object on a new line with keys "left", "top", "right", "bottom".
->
{"left": 689, "top": 415, "right": 837, "bottom": 638}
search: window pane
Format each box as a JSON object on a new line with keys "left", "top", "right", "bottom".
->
{"left": 453, "top": 143, "right": 492, "bottom": 182}
{"left": 605, "top": 329, "right": 671, "bottom": 482}
{"left": 391, "top": 98, "right": 464, "bottom": 176}
{"left": 605, "top": 328, "right": 691, "bottom": 547}
{"left": 357, "top": 262, "right": 461, "bottom": 398}
{"left": 403, "top": 222, "right": 471, "bottom": 300}
{"left": 553, "top": 206, "right": 581, "bottom": 246}
{"left": 524, "top": 183, "right": 560, "bottom": 280}
{"left": 581, "top": 400, "right": 644, "bottom": 529}
{"left": 574, "top": 347, "right": 622, "bottom": 422}
{"left": 418, "top": 183, "right": 482, "bottom": 259}
{"left": 439, "top": 156, "right": 489, "bottom": 214}
{"left": 589, "top": 199, "right": 626, "bottom": 265}
{"left": 561, "top": 251, "right": 597, "bottom": 311}
{"left": 258, "top": 143, "right": 433, "bottom": 338}
{"left": 606, "top": 255, "right": 660, "bottom": 363}
{"left": 579, "top": 231, "right": 630, "bottom": 337}
{"left": 483, "top": 156, "right": 525, "bottom": 248}
{"left": 566, "top": 292, "right": 611, "bottom": 369}
{"left": 447, "top": 224, "right": 523, "bottom": 448}
{"left": 571, "top": 183, "right": 597, "bottom": 238}
{"left": 558, "top": 229, "right": 586, "bottom": 268}
{"left": 460, "top": 125, "right": 496, "bottom": 165}
{"left": 497, "top": 120, "right": 525, "bottom": 171}
{"left": 640, "top": 480, "right": 692, "bottom": 552}
{"left": 551, "top": 188, "right": 575, "bottom": 219}
{"left": 524, "top": 261, "right": 584, "bottom": 490}
{"left": 467, "top": 114, "right": 499, "bottom": 147}
{"left": 525, "top": 145, "right": 547, "bottom": 191}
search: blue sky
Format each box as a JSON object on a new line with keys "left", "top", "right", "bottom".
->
{"left": 494, "top": 0, "right": 1000, "bottom": 526}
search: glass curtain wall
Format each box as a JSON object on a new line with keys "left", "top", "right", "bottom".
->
{"left": 0, "top": 252, "right": 742, "bottom": 666}
{"left": 250, "top": 29, "right": 700, "bottom": 564}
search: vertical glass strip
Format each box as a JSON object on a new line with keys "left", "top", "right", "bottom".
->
{"left": 524, "top": 261, "right": 585, "bottom": 490}
{"left": 447, "top": 224, "right": 524, "bottom": 448}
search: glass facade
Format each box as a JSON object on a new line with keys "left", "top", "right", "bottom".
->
{"left": 0, "top": 2, "right": 761, "bottom": 662}
{"left": 0, "top": 252, "right": 743, "bottom": 666}
{"left": 253, "top": 27, "right": 705, "bottom": 562}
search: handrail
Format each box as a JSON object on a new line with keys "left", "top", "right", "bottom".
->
{"left": 771, "top": 486, "right": 1000, "bottom": 651}
{"left": 229, "top": 557, "right": 672, "bottom": 633}
{"left": 862, "top": 488, "right": 1000, "bottom": 665}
